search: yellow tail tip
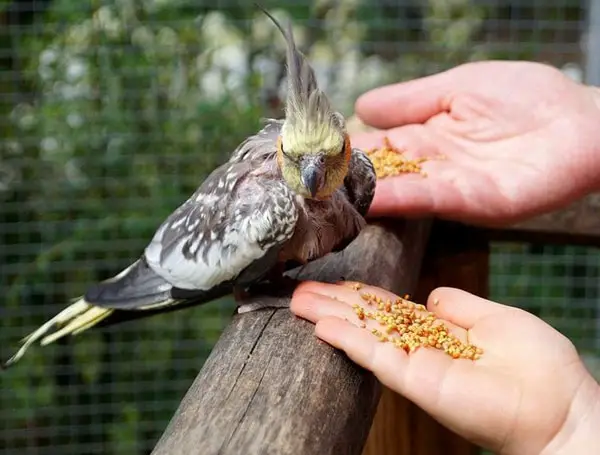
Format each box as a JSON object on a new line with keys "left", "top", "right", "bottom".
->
{"left": 2, "top": 297, "right": 111, "bottom": 370}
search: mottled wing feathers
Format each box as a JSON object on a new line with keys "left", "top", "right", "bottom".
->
{"left": 83, "top": 257, "right": 172, "bottom": 308}
{"left": 229, "top": 118, "right": 282, "bottom": 163}
{"left": 144, "top": 159, "right": 298, "bottom": 291}
{"left": 344, "top": 148, "right": 377, "bottom": 217}
{"left": 84, "top": 122, "right": 288, "bottom": 309}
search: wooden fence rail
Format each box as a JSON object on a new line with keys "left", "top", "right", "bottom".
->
{"left": 148, "top": 116, "right": 600, "bottom": 454}
{"left": 150, "top": 219, "right": 431, "bottom": 455}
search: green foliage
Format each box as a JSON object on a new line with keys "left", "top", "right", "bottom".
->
{"left": 1, "top": 1, "right": 597, "bottom": 454}
{"left": 1, "top": 1, "right": 259, "bottom": 452}
{"left": 423, "top": 0, "right": 488, "bottom": 64}
{"left": 490, "top": 243, "right": 599, "bottom": 355}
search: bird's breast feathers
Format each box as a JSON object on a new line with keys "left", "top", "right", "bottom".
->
{"left": 279, "top": 192, "right": 365, "bottom": 264}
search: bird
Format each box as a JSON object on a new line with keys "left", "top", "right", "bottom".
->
{"left": 2, "top": 5, "right": 376, "bottom": 370}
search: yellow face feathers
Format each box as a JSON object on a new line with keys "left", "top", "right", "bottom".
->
{"left": 277, "top": 133, "right": 352, "bottom": 200}
{"left": 258, "top": 5, "right": 352, "bottom": 199}
{"left": 277, "top": 94, "right": 350, "bottom": 199}
{"left": 281, "top": 112, "right": 344, "bottom": 160}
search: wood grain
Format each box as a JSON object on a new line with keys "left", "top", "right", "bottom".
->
{"left": 151, "top": 218, "right": 432, "bottom": 455}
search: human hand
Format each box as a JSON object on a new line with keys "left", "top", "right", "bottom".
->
{"left": 290, "top": 281, "right": 600, "bottom": 455}
{"left": 352, "top": 61, "right": 600, "bottom": 226}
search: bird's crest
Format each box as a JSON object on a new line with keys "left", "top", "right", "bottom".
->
{"left": 257, "top": 4, "right": 344, "bottom": 151}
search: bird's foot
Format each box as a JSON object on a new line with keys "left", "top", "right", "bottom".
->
{"left": 233, "top": 287, "right": 251, "bottom": 301}
{"left": 234, "top": 277, "right": 302, "bottom": 314}
{"left": 233, "top": 287, "right": 264, "bottom": 313}
{"left": 237, "top": 299, "right": 291, "bottom": 314}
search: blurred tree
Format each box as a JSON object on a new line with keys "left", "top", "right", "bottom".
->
{"left": 5, "top": 1, "right": 592, "bottom": 454}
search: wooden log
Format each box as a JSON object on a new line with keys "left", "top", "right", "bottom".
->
{"left": 362, "top": 220, "right": 487, "bottom": 455}
{"left": 483, "top": 199, "right": 600, "bottom": 247}
{"left": 151, "top": 218, "right": 432, "bottom": 455}
{"left": 510, "top": 193, "right": 600, "bottom": 241}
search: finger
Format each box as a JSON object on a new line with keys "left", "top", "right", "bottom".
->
{"left": 427, "top": 287, "right": 513, "bottom": 329}
{"left": 350, "top": 124, "right": 443, "bottom": 160}
{"left": 292, "top": 281, "right": 469, "bottom": 343}
{"left": 314, "top": 316, "right": 400, "bottom": 373}
{"left": 314, "top": 316, "right": 474, "bottom": 416}
{"left": 291, "top": 289, "right": 394, "bottom": 335}
{"left": 369, "top": 177, "right": 436, "bottom": 218}
{"left": 315, "top": 316, "right": 518, "bottom": 448}
{"left": 314, "top": 316, "right": 472, "bottom": 411}
{"left": 349, "top": 127, "right": 502, "bottom": 222}
{"left": 294, "top": 281, "right": 403, "bottom": 309}
{"left": 355, "top": 69, "right": 457, "bottom": 128}
{"left": 368, "top": 164, "right": 466, "bottom": 218}
{"left": 291, "top": 290, "right": 361, "bottom": 325}
{"left": 368, "top": 159, "right": 506, "bottom": 225}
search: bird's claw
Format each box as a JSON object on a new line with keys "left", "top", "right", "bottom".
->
{"left": 234, "top": 276, "right": 302, "bottom": 314}
{"left": 237, "top": 299, "right": 291, "bottom": 314}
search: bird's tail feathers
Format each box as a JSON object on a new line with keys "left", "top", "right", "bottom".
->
{"left": 2, "top": 298, "right": 114, "bottom": 370}
{"left": 2, "top": 292, "right": 186, "bottom": 371}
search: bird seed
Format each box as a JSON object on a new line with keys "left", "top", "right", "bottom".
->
{"left": 366, "top": 137, "right": 440, "bottom": 179}
{"left": 352, "top": 291, "right": 483, "bottom": 360}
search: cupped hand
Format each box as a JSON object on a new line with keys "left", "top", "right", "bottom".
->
{"left": 290, "top": 281, "right": 600, "bottom": 455}
{"left": 353, "top": 60, "right": 600, "bottom": 226}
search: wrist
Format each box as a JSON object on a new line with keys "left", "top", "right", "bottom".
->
{"left": 541, "top": 370, "right": 600, "bottom": 455}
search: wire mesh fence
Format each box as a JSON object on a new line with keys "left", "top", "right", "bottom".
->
{"left": 0, "top": 1, "right": 597, "bottom": 454}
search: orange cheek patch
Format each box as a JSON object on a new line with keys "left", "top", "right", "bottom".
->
{"left": 315, "top": 136, "right": 352, "bottom": 200}
{"left": 343, "top": 133, "right": 352, "bottom": 164}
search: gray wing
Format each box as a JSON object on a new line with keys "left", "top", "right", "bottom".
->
{"left": 144, "top": 159, "right": 298, "bottom": 291}
{"left": 229, "top": 118, "right": 282, "bottom": 163}
{"left": 85, "top": 126, "right": 289, "bottom": 310}
{"left": 83, "top": 257, "right": 173, "bottom": 307}
{"left": 343, "top": 148, "right": 377, "bottom": 217}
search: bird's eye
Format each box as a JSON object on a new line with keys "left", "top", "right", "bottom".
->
{"left": 281, "top": 147, "right": 297, "bottom": 163}
{"left": 317, "top": 155, "right": 326, "bottom": 165}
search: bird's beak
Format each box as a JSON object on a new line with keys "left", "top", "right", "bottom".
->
{"left": 300, "top": 156, "right": 325, "bottom": 198}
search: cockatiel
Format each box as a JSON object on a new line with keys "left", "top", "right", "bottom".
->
{"left": 2, "top": 6, "right": 376, "bottom": 369}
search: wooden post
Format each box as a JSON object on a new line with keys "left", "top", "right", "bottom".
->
{"left": 151, "top": 219, "right": 431, "bottom": 455}
{"left": 362, "top": 220, "right": 487, "bottom": 455}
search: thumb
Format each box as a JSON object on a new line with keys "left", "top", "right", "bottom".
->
{"left": 355, "top": 67, "right": 459, "bottom": 129}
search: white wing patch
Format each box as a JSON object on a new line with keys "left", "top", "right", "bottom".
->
{"left": 144, "top": 178, "right": 298, "bottom": 291}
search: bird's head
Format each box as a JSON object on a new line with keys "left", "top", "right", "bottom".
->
{"left": 259, "top": 6, "right": 352, "bottom": 200}
{"left": 276, "top": 101, "right": 351, "bottom": 200}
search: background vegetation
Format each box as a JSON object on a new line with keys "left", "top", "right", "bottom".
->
{"left": 0, "top": 1, "right": 596, "bottom": 454}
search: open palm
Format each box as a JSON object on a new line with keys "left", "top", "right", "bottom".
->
{"left": 291, "top": 281, "right": 599, "bottom": 454}
{"left": 352, "top": 61, "right": 600, "bottom": 225}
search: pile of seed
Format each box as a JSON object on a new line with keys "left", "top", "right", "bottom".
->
{"left": 366, "top": 137, "right": 430, "bottom": 179}
{"left": 350, "top": 285, "right": 483, "bottom": 360}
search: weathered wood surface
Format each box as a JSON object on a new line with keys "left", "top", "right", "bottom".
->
{"left": 362, "top": 220, "right": 486, "bottom": 455}
{"left": 151, "top": 218, "right": 432, "bottom": 455}
{"left": 493, "top": 194, "right": 600, "bottom": 245}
